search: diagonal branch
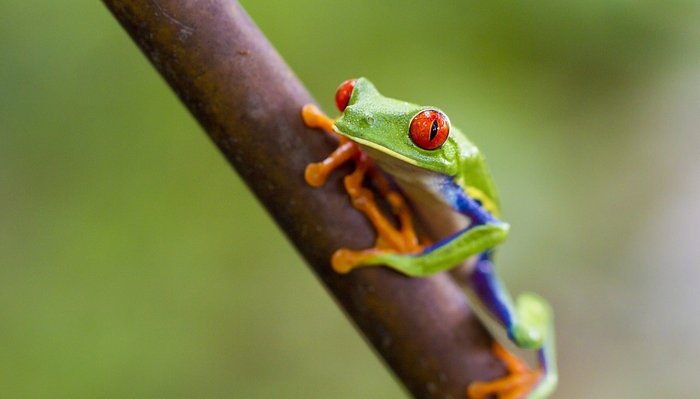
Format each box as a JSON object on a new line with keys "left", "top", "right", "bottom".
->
{"left": 103, "top": 1, "right": 505, "bottom": 397}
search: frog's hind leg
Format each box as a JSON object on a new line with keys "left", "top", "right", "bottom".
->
{"left": 467, "top": 342, "right": 544, "bottom": 399}
{"left": 467, "top": 343, "right": 556, "bottom": 399}
{"left": 465, "top": 254, "right": 557, "bottom": 399}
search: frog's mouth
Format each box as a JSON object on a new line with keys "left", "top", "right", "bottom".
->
{"left": 338, "top": 135, "right": 437, "bottom": 187}
{"left": 332, "top": 125, "right": 419, "bottom": 167}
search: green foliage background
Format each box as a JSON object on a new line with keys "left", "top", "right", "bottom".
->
{"left": 2, "top": 1, "right": 699, "bottom": 398}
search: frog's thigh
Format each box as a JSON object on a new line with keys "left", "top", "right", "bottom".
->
{"left": 349, "top": 223, "right": 508, "bottom": 277}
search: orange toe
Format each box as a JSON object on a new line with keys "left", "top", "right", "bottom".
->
{"left": 467, "top": 343, "right": 543, "bottom": 399}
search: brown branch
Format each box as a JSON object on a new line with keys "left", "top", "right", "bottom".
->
{"left": 102, "top": 1, "right": 505, "bottom": 397}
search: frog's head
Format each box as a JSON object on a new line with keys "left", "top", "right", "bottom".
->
{"left": 333, "top": 78, "right": 461, "bottom": 177}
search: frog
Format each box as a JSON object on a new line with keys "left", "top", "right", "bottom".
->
{"left": 301, "top": 77, "right": 557, "bottom": 399}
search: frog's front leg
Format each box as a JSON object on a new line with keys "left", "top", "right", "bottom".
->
{"left": 301, "top": 104, "right": 423, "bottom": 270}
{"left": 301, "top": 104, "right": 360, "bottom": 187}
{"left": 342, "top": 152, "right": 420, "bottom": 250}
{"left": 330, "top": 151, "right": 425, "bottom": 272}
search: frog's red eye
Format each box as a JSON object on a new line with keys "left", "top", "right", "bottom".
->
{"left": 335, "top": 79, "right": 356, "bottom": 111}
{"left": 409, "top": 110, "right": 450, "bottom": 150}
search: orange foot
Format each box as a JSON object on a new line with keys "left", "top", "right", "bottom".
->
{"left": 302, "top": 103, "right": 424, "bottom": 273}
{"left": 467, "top": 343, "right": 543, "bottom": 399}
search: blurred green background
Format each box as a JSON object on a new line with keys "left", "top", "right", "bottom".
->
{"left": 2, "top": 1, "right": 699, "bottom": 398}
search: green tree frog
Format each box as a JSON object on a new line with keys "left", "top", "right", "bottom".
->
{"left": 301, "top": 78, "right": 557, "bottom": 399}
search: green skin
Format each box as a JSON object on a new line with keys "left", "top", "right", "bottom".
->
{"left": 333, "top": 78, "right": 557, "bottom": 398}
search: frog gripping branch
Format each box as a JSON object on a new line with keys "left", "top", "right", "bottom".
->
{"left": 302, "top": 78, "right": 558, "bottom": 399}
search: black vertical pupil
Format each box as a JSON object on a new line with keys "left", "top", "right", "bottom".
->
{"left": 429, "top": 119, "right": 439, "bottom": 141}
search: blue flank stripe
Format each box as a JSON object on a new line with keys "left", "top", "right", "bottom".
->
{"left": 419, "top": 177, "right": 498, "bottom": 254}
{"left": 440, "top": 176, "right": 496, "bottom": 225}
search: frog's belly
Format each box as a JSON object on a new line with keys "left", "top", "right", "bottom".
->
{"left": 359, "top": 146, "right": 468, "bottom": 236}
{"left": 394, "top": 177, "right": 470, "bottom": 240}
{"left": 396, "top": 178, "right": 479, "bottom": 278}
{"left": 358, "top": 144, "right": 477, "bottom": 273}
